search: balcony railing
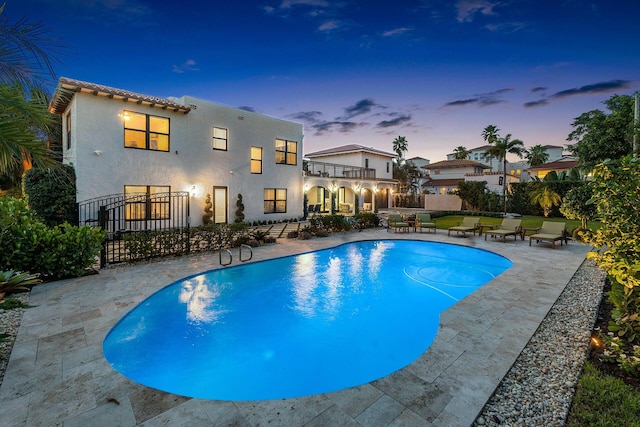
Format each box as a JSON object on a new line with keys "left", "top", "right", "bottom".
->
{"left": 305, "top": 160, "right": 376, "bottom": 179}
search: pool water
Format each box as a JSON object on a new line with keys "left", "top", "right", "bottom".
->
{"left": 103, "top": 240, "right": 512, "bottom": 400}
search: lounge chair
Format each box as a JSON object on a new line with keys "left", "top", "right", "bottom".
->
{"left": 387, "top": 213, "right": 410, "bottom": 233}
{"left": 447, "top": 217, "right": 479, "bottom": 237}
{"left": 484, "top": 218, "right": 523, "bottom": 243}
{"left": 528, "top": 221, "right": 568, "bottom": 249}
{"left": 416, "top": 213, "right": 436, "bottom": 233}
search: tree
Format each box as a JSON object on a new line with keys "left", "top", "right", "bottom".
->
{"left": 560, "top": 184, "right": 595, "bottom": 230}
{"left": 392, "top": 136, "right": 408, "bottom": 160}
{"left": 567, "top": 94, "right": 635, "bottom": 170}
{"left": 483, "top": 130, "right": 525, "bottom": 215}
{"left": 393, "top": 160, "right": 423, "bottom": 194}
{"left": 530, "top": 185, "right": 561, "bottom": 217}
{"left": 526, "top": 144, "right": 549, "bottom": 167}
{"left": 0, "top": 5, "right": 60, "bottom": 175}
{"left": 481, "top": 124, "right": 500, "bottom": 169}
{"left": 452, "top": 146, "right": 469, "bottom": 160}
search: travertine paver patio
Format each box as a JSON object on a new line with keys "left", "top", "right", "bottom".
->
{"left": 0, "top": 226, "right": 590, "bottom": 426}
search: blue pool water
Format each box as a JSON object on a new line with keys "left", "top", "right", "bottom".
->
{"left": 103, "top": 240, "right": 512, "bottom": 401}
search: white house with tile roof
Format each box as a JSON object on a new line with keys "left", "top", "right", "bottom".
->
{"left": 49, "top": 77, "right": 304, "bottom": 226}
{"left": 304, "top": 144, "right": 398, "bottom": 213}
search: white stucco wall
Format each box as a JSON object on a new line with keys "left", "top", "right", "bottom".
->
{"left": 64, "top": 92, "right": 303, "bottom": 226}
{"left": 308, "top": 151, "right": 393, "bottom": 180}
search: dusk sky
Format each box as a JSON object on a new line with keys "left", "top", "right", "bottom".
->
{"left": 10, "top": 0, "right": 640, "bottom": 162}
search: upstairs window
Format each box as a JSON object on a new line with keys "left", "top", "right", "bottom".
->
{"left": 275, "top": 139, "right": 297, "bottom": 165}
{"left": 251, "top": 146, "right": 262, "bottom": 174}
{"left": 124, "top": 111, "right": 169, "bottom": 151}
{"left": 212, "top": 127, "right": 228, "bottom": 151}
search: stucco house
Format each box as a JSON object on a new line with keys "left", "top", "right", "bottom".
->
{"left": 421, "top": 159, "right": 490, "bottom": 194}
{"left": 304, "top": 144, "right": 398, "bottom": 213}
{"left": 49, "top": 77, "right": 304, "bottom": 227}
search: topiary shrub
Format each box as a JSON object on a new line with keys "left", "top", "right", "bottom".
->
{"left": 22, "top": 165, "right": 77, "bottom": 226}
{"left": 235, "top": 194, "right": 245, "bottom": 223}
{"left": 202, "top": 193, "right": 213, "bottom": 225}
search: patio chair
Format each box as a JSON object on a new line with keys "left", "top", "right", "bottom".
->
{"left": 484, "top": 218, "right": 523, "bottom": 243}
{"left": 447, "top": 217, "right": 480, "bottom": 237}
{"left": 415, "top": 213, "right": 436, "bottom": 233}
{"left": 387, "top": 213, "right": 410, "bottom": 233}
{"left": 528, "top": 221, "right": 568, "bottom": 249}
{"left": 307, "top": 204, "right": 315, "bottom": 214}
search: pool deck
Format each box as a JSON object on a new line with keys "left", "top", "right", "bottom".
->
{"left": 0, "top": 226, "right": 591, "bottom": 426}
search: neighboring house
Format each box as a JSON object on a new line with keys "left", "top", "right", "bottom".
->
{"left": 49, "top": 77, "right": 304, "bottom": 227}
{"left": 448, "top": 144, "right": 566, "bottom": 178}
{"left": 422, "top": 159, "right": 490, "bottom": 194}
{"left": 526, "top": 156, "right": 579, "bottom": 180}
{"left": 304, "top": 144, "right": 398, "bottom": 213}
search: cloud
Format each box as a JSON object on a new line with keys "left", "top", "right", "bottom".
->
{"left": 523, "top": 80, "right": 632, "bottom": 108}
{"left": 485, "top": 21, "right": 525, "bottom": 32}
{"left": 377, "top": 115, "right": 412, "bottom": 128}
{"left": 382, "top": 27, "right": 413, "bottom": 37}
{"left": 456, "top": 0, "right": 499, "bottom": 23}
{"left": 171, "top": 59, "right": 199, "bottom": 74}
{"left": 531, "top": 86, "right": 547, "bottom": 93}
{"left": 318, "top": 20, "right": 342, "bottom": 32}
{"left": 550, "top": 80, "right": 631, "bottom": 99}
{"left": 443, "top": 88, "right": 513, "bottom": 108}
{"left": 238, "top": 106, "right": 256, "bottom": 112}
{"left": 341, "top": 99, "right": 380, "bottom": 119}
{"left": 279, "top": 0, "right": 329, "bottom": 8}
{"left": 288, "top": 111, "right": 324, "bottom": 123}
{"left": 312, "top": 121, "right": 361, "bottom": 135}
{"left": 523, "top": 99, "right": 549, "bottom": 108}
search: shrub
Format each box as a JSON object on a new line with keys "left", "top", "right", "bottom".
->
{"left": 234, "top": 194, "right": 245, "bottom": 223}
{"left": 585, "top": 156, "right": 640, "bottom": 342}
{"left": 0, "top": 198, "right": 106, "bottom": 279}
{"left": 202, "top": 193, "right": 213, "bottom": 225}
{"left": 22, "top": 165, "right": 77, "bottom": 226}
{"left": 0, "top": 270, "right": 41, "bottom": 296}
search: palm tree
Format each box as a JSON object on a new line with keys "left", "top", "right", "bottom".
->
{"left": 526, "top": 144, "right": 549, "bottom": 167}
{"left": 452, "top": 146, "right": 469, "bottom": 160}
{"left": 530, "top": 185, "right": 561, "bottom": 217}
{"left": 0, "top": 5, "right": 59, "bottom": 175}
{"left": 392, "top": 136, "right": 408, "bottom": 160}
{"left": 484, "top": 133, "right": 525, "bottom": 215}
{"left": 481, "top": 125, "right": 500, "bottom": 170}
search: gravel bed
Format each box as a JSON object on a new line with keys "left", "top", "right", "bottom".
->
{"left": 0, "top": 292, "right": 31, "bottom": 386}
{"left": 474, "top": 259, "right": 606, "bottom": 426}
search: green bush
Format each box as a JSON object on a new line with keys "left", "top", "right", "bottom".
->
{"left": 22, "top": 165, "right": 77, "bottom": 226}
{"left": 585, "top": 156, "right": 640, "bottom": 343}
{"left": 0, "top": 197, "right": 105, "bottom": 279}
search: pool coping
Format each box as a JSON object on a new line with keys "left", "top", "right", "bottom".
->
{"left": 0, "top": 227, "right": 591, "bottom": 426}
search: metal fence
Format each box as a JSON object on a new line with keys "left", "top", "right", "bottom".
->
{"left": 78, "top": 192, "right": 190, "bottom": 267}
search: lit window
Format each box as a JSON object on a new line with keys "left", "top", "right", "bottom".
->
{"left": 251, "top": 146, "right": 262, "bottom": 174}
{"left": 212, "top": 127, "right": 228, "bottom": 151}
{"left": 124, "top": 185, "right": 170, "bottom": 220}
{"left": 275, "top": 139, "right": 297, "bottom": 165}
{"left": 264, "top": 188, "right": 287, "bottom": 213}
{"left": 124, "top": 111, "right": 169, "bottom": 151}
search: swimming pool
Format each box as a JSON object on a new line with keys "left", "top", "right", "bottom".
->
{"left": 103, "top": 240, "right": 512, "bottom": 401}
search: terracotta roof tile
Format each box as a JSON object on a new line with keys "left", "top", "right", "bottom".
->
{"left": 49, "top": 77, "right": 191, "bottom": 115}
